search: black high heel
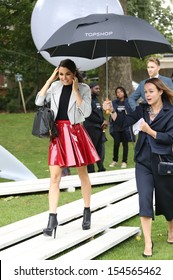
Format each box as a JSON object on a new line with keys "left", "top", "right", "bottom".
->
{"left": 142, "top": 241, "right": 154, "bottom": 257}
{"left": 82, "top": 207, "right": 91, "bottom": 230}
{"left": 43, "top": 213, "right": 58, "bottom": 238}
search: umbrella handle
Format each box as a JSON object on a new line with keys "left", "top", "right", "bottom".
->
{"left": 105, "top": 98, "right": 110, "bottom": 115}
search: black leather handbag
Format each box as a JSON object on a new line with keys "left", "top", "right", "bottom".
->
{"left": 158, "top": 155, "right": 173, "bottom": 176}
{"left": 158, "top": 162, "right": 173, "bottom": 176}
{"left": 32, "top": 101, "right": 58, "bottom": 139}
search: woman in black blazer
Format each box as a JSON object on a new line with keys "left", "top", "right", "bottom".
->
{"left": 103, "top": 78, "right": 173, "bottom": 257}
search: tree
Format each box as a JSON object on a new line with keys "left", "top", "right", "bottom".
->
{"left": 0, "top": 0, "right": 53, "bottom": 111}
{"left": 127, "top": 0, "right": 173, "bottom": 44}
{"left": 128, "top": 0, "right": 173, "bottom": 72}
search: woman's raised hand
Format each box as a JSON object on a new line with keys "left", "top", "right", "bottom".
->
{"left": 48, "top": 68, "right": 59, "bottom": 83}
{"left": 72, "top": 76, "right": 79, "bottom": 93}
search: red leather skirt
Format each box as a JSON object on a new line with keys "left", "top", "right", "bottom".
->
{"left": 48, "top": 120, "right": 100, "bottom": 167}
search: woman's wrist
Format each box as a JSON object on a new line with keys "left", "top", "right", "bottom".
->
{"left": 150, "top": 129, "right": 157, "bottom": 139}
{"left": 110, "top": 111, "right": 117, "bottom": 121}
{"left": 46, "top": 80, "right": 52, "bottom": 85}
{"left": 73, "top": 90, "right": 80, "bottom": 95}
{"left": 110, "top": 109, "right": 115, "bottom": 114}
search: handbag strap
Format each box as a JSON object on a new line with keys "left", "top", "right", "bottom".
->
{"left": 124, "top": 109, "right": 135, "bottom": 151}
{"left": 159, "top": 155, "right": 162, "bottom": 162}
{"left": 44, "top": 99, "right": 50, "bottom": 107}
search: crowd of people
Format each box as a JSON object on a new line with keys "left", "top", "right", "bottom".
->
{"left": 35, "top": 57, "right": 173, "bottom": 258}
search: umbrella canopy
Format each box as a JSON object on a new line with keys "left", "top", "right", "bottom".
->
{"left": 40, "top": 13, "right": 173, "bottom": 59}
{"left": 40, "top": 13, "right": 172, "bottom": 100}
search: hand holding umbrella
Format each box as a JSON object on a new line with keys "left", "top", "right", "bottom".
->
{"left": 103, "top": 99, "right": 117, "bottom": 118}
{"left": 105, "top": 98, "right": 111, "bottom": 115}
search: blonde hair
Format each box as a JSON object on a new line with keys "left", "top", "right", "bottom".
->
{"left": 147, "top": 57, "right": 160, "bottom": 66}
{"left": 145, "top": 78, "right": 173, "bottom": 104}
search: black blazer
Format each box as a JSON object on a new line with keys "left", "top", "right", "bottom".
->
{"left": 118, "top": 100, "right": 173, "bottom": 160}
{"left": 83, "top": 95, "right": 105, "bottom": 129}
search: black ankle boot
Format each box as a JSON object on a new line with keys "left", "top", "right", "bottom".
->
{"left": 82, "top": 207, "right": 91, "bottom": 230}
{"left": 43, "top": 213, "right": 58, "bottom": 238}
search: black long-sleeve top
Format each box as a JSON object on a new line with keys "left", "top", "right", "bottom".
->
{"left": 56, "top": 85, "right": 72, "bottom": 120}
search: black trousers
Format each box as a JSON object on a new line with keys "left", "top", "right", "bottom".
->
{"left": 111, "top": 130, "right": 128, "bottom": 163}
{"left": 136, "top": 142, "right": 173, "bottom": 221}
{"left": 86, "top": 127, "right": 105, "bottom": 173}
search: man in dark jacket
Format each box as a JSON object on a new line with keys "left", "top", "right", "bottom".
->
{"left": 83, "top": 82, "right": 108, "bottom": 173}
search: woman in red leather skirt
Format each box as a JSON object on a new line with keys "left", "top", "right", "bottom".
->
{"left": 35, "top": 59, "right": 100, "bottom": 238}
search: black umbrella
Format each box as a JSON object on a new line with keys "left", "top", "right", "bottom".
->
{"left": 40, "top": 13, "right": 172, "bottom": 98}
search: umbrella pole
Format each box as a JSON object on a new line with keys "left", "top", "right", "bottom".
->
{"left": 106, "top": 55, "right": 108, "bottom": 99}
{"left": 105, "top": 4, "right": 110, "bottom": 114}
{"left": 105, "top": 4, "right": 109, "bottom": 108}
{"left": 105, "top": 40, "right": 110, "bottom": 114}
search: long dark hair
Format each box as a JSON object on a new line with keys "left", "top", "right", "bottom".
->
{"left": 115, "top": 86, "right": 128, "bottom": 98}
{"left": 58, "top": 59, "right": 83, "bottom": 82}
{"left": 145, "top": 78, "right": 173, "bottom": 104}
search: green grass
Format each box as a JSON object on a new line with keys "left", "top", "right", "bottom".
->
{"left": 0, "top": 112, "right": 50, "bottom": 179}
{"left": 96, "top": 216, "right": 173, "bottom": 260}
{"left": 0, "top": 113, "right": 172, "bottom": 260}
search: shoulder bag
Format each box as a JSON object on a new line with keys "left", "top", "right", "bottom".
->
{"left": 32, "top": 101, "right": 58, "bottom": 139}
{"left": 158, "top": 155, "right": 173, "bottom": 176}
